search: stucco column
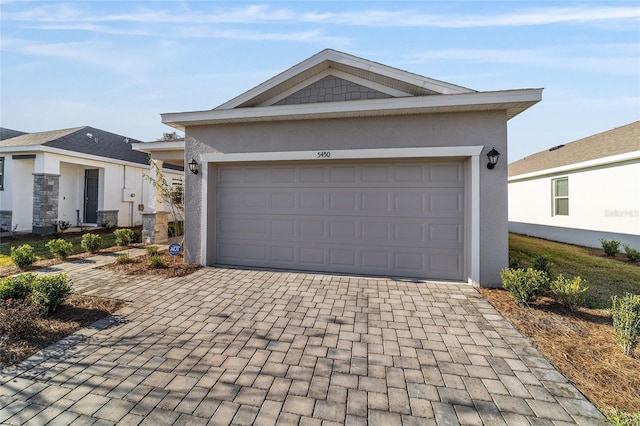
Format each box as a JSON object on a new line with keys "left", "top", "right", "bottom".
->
{"left": 146, "top": 159, "right": 165, "bottom": 213}
{"left": 142, "top": 158, "right": 168, "bottom": 244}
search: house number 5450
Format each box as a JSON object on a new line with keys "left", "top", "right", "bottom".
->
{"left": 317, "top": 151, "right": 331, "bottom": 158}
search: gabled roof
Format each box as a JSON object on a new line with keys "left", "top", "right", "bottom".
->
{"left": 1, "top": 126, "right": 153, "bottom": 166}
{"left": 0, "top": 128, "right": 27, "bottom": 141}
{"left": 509, "top": 121, "right": 640, "bottom": 177}
{"left": 162, "top": 49, "right": 542, "bottom": 130}
{"left": 217, "top": 49, "right": 475, "bottom": 110}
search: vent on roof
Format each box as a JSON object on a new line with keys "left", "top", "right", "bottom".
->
{"left": 549, "top": 144, "right": 565, "bottom": 151}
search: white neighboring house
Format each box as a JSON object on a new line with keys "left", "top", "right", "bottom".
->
{"left": 0, "top": 126, "right": 184, "bottom": 235}
{"left": 508, "top": 121, "right": 640, "bottom": 249}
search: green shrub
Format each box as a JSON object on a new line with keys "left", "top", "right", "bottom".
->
{"left": 81, "top": 233, "right": 103, "bottom": 253}
{"left": 114, "top": 228, "right": 134, "bottom": 246}
{"left": 45, "top": 238, "right": 74, "bottom": 259}
{"left": 500, "top": 267, "right": 550, "bottom": 306}
{"left": 611, "top": 293, "right": 640, "bottom": 356}
{"left": 132, "top": 230, "right": 143, "bottom": 244}
{"left": 600, "top": 239, "right": 620, "bottom": 257}
{"left": 146, "top": 245, "right": 159, "bottom": 255}
{"left": 550, "top": 274, "right": 588, "bottom": 312}
{"left": 149, "top": 254, "right": 164, "bottom": 269}
{"left": 10, "top": 244, "right": 36, "bottom": 268}
{"left": 623, "top": 244, "right": 640, "bottom": 263}
{"left": 0, "top": 273, "right": 35, "bottom": 301}
{"left": 604, "top": 408, "right": 640, "bottom": 426}
{"left": 30, "top": 273, "right": 72, "bottom": 314}
{"left": 116, "top": 253, "right": 130, "bottom": 264}
{"left": 533, "top": 255, "right": 552, "bottom": 279}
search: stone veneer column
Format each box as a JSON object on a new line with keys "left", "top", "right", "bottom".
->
{"left": 32, "top": 173, "right": 60, "bottom": 235}
{"left": 142, "top": 211, "right": 168, "bottom": 244}
{"left": 96, "top": 210, "right": 119, "bottom": 228}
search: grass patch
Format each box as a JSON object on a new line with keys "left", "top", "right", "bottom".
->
{"left": 0, "top": 233, "right": 118, "bottom": 262}
{"left": 509, "top": 233, "right": 640, "bottom": 309}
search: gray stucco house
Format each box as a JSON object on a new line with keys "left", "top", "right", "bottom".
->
{"left": 159, "top": 49, "right": 542, "bottom": 286}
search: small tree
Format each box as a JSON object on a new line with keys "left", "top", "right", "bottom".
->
{"left": 144, "top": 159, "right": 184, "bottom": 240}
{"left": 157, "top": 132, "right": 183, "bottom": 141}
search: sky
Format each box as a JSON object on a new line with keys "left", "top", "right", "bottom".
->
{"left": 1, "top": 1, "right": 638, "bottom": 162}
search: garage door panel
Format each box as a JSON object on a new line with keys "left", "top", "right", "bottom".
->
{"left": 214, "top": 160, "right": 465, "bottom": 280}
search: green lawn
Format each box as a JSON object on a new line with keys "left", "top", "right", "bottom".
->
{"left": 509, "top": 233, "right": 640, "bottom": 309}
{"left": 0, "top": 232, "right": 119, "bottom": 266}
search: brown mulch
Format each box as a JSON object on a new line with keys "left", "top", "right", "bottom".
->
{"left": 1, "top": 294, "right": 125, "bottom": 366}
{"left": 479, "top": 288, "right": 640, "bottom": 412}
{"left": 99, "top": 250, "right": 201, "bottom": 278}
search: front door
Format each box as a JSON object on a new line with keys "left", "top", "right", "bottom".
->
{"left": 83, "top": 169, "right": 99, "bottom": 223}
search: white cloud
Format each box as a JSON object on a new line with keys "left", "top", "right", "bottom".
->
{"left": 3, "top": 3, "right": 638, "bottom": 28}
{"left": 404, "top": 45, "right": 640, "bottom": 76}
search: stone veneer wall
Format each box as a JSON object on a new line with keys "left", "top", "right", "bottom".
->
{"left": 32, "top": 173, "right": 59, "bottom": 235}
{"left": 0, "top": 211, "right": 12, "bottom": 231}
{"left": 96, "top": 210, "right": 119, "bottom": 228}
{"left": 142, "top": 211, "right": 168, "bottom": 244}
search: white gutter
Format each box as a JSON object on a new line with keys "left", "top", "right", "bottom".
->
{"left": 508, "top": 150, "right": 640, "bottom": 182}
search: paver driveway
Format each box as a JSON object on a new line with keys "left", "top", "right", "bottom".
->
{"left": 0, "top": 255, "right": 605, "bottom": 425}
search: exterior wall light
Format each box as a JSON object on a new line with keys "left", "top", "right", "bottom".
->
{"left": 486, "top": 147, "right": 500, "bottom": 170}
{"left": 188, "top": 158, "right": 199, "bottom": 174}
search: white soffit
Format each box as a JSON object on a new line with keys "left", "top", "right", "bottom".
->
{"left": 162, "top": 88, "right": 543, "bottom": 130}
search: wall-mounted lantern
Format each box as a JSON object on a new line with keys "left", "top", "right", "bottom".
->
{"left": 188, "top": 158, "right": 199, "bottom": 174}
{"left": 486, "top": 147, "right": 500, "bottom": 170}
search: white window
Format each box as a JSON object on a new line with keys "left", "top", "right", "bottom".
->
{"left": 552, "top": 177, "right": 569, "bottom": 216}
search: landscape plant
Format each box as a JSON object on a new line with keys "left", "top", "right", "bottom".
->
{"left": 144, "top": 160, "right": 184, "bottom": 239}
{"left": 80, "top": 233, "right": 103, "bottom": 253}
{"left": 550, "top": 274, "right": 589, "bottom": 312}
{"left": 116, "top": 253, "right": 130, "bottom": 264}
{"left": 10, "top": 244, "right": 36, "bottom": 268}
{"left": 500, "top": 267, "right": 550, "bottom": 306}
{"left": 113, "top": 228, "right": 134, "bottom": 246}
{"left": 533, "top": 254, "right": 553, "bottom": 279}
{"left": 600, "top": 239, "right": 621, "bottom": 257}
{"left": 149, "top": 254, "right": 164, "bottom": 269}
{"left": 610, "top": 293, "right": 640, "bottom": 356}
{"left": 132, "top": 230, "right": 143, "bottom": 244}
{"left": 45, "top": 238, "right": 74, "bottom": 259}
{"left": 623, "top": 244, "right": 640, "bottom": 263}
{"left": 146, "top": 245, "right": 159, "bottom": 255}
{"left": 0, "top": 273, "right": 34, "bottom": 300}
{"left": 30, "top": 273, "right": 72, "bottom": 314}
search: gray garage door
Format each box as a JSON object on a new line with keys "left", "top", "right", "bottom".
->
{"left": 214, "top": 160, "right": 465, "bottom": 280}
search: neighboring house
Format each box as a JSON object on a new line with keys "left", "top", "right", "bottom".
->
{"left": 0, "top": 126, "right": 184, "bottom": 234}
{"left": 508, "top": 121, "right": 640, "bottom": 249}
{"left": 156, "top": 49, "right": 541, "bottom": 286}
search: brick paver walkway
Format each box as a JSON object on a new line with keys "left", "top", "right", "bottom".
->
{"left": 0, "top": 254, "right": 605, "bottom": 425}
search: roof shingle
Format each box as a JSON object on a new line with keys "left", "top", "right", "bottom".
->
{"left": 509, "top": 121, "right": 640, "bottom": 177}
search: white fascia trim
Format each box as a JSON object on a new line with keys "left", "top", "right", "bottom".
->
{"left": 2, "top": 145, "right": 184, "bottom": 173}
{"left": 162, "top": 88, "right": 542, "bottom": 126}
{"left": 469, "top": 155, "right": 481, "bottom": 286}
{"left": 202, "top": 146, "right": 484, "bottom": 163}
{"left": 131, "top": 140, "right": 185, "bottom": 153}
{"left": 260, "top": 69, "right": 411, "bottom": 107}
{"left": 216, "top": 49, "right": 473, "bottom": 110}
{"left": 508, "top": 150, "right": 640, "bottom": 182}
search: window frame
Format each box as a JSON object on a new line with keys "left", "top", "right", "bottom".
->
{"left": 552, "top": 176, "right": 569, "bottom": 216}
{"left": 0, "top": 157, "right": 4, "bottom": 190}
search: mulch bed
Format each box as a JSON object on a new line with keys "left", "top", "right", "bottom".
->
{"left": 479, "top": 288, "right": 640, "bottom": 412}
{"left": 1, "top": 294, "right": 125, "bottom": 366}
{"left": 99, "top": 250, "right": 201, "bottom": 278}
